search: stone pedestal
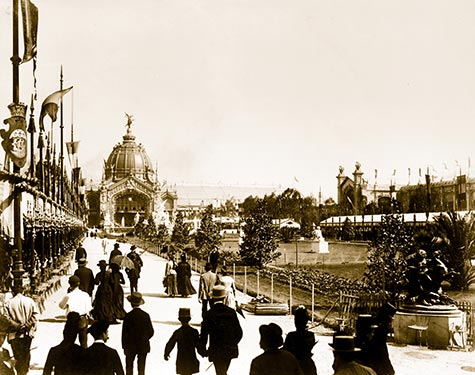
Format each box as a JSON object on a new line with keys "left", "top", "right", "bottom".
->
{"left": 393, "top": 305, "right": 463, "bottom": 349}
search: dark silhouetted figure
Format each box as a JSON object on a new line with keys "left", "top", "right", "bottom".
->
{"left": 283, "top": 306, "right": 317, "bottom": 375}
{"left": 82, "top": 320, "right": 124, "bottom": 375}
{"left": 362, "top": 304, "right": 396, "bottom": 375}
{"left": 75, "top": 243, "right": 87, "bottom": 263}
{"left": 74, "top": 258, "right": 95, "bottom": 296}
{"left": 200, "top": 286, "right": 242, "bottom": 375}
{"left": 125, "top": 246, "right": 143, "bottom": 293}
{"left": 176, "top": 255, "right": 196, "bottom": 297}
{"left": 251, "top": 323, "right": 302, "bottom": 375}
{"left": 329, "top": 336, "right": 377, "bottom": 375}
{"left": 165, "top": 308, "right": 205, "bottom": 375}
{"left": 122, "top": 292, "right": 154, "bottom": 375}
{"left": 43, "top": 314, "right": 84, "bottom": 375}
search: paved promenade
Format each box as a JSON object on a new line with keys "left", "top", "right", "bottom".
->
{"left": 23, "top": 236, "right": 475, "bottom": 374}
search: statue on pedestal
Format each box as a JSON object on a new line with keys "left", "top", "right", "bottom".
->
{"left": 401, "top": 246, "right": 457, "bottom": 306}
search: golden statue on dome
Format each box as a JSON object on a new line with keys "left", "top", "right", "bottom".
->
{"left": 125, "top": 113, "right": 134, "bottom": 133}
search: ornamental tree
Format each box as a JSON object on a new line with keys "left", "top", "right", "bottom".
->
{"left": 239, "top": 199, "right": 280, "bottom": 269}
{"left": 364, "top": 214, "right": 415, "bottom": 300}
{"left": 195, "top": 205, "right": 222, "bottom": 259}
{"left": 171, "top": 211, "right": 190, "bottom": 251}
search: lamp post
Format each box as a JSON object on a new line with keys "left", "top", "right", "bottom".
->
{"left": 295, "top": 236, "right": 299, "bottom": 268}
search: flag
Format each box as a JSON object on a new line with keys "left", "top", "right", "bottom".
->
{"left": 66, "top": 141, "right": 80, "bottom": 167}
{"left": 392, "top": 169, "right": 396, "bottom": 176}
{"left": 20, "top": 0, "right": 38, "bottom": 63}
{"left": 39, "top": 87, "right": 73, "bottom": 131}
{"left": 374, "top": 169, "right": 377, "bottom": 179}
{"left": 66, "top": 141, "right": 79, "bottom": 156}
{"left": 294, "top": 176, "right": 299, "bottom": 183}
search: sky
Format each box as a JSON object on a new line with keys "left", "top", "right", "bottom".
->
{"left": 1, "top": 0, "right": 475, "bottom": 200}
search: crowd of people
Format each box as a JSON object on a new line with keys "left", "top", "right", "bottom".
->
{"left": 0, "top": 237, "right": 398, "bottom": 375}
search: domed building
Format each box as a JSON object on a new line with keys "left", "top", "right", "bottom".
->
{"left": 99, "top": 118, "right": 176, "bottom": 231}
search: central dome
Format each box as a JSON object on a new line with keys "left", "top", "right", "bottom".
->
{"left": 104, "top": 127, "right": 154, "bottom": 183}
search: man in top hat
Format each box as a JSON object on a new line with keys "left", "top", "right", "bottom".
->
{"left": 329, "top": 336, "right": 377, "bottom": 375}
{"left": 74, "top": 258, "right": 95, "bottom": 296}
{"left": 59, "top": 275, "right": 93, "bottom": 348}
{"left": 250, "top": 323, "right": 302, "bottom": 375}
{"left": 109, "top": 243, "right": 123, "bottom": 264}
{"left": 165, "top": 308, "right": 205, "bottom": 375}
{"left": 362, "top": 303, "right": 397, "bottom": 375}
{"left": 82, "top": 320, "right": 124, "bottom": 375}
{"left": 121, "top": 292, "right": 154, "bottom": 375}
{"left": 200, "top": 285, "right": 242, "bottom": 375}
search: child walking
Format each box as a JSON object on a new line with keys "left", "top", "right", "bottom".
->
{"left": 164, "top": 308, "right": 205, "bottom": 375}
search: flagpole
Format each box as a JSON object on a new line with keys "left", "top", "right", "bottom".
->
{"left": 28, "top": 94, "right": 35, "bottom": 177}
{"left": 11, "top": 0, "right": 25, "bottom": 288}
{"left": 12, "top": 0, "right": 20, "bottom": 103}
{"left": 60, "top": 66, "right": 64, "bottom": 205}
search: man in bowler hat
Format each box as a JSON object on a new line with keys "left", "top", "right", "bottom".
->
{"left": 75, "top": 242, "right": 87, "bottom": 263}
{"left": 74, "top": 258, "right": 95, "bottom": 296}
{"left": 329, "top": 336, "right": 376, "bottom": 375}
{"left": 59, "top": 275, "right": 92, "bottom": 348}
{"left": 82, "top": 320, "right": 124, "bottom": 375}
{"left": 121, "top": 292, "right": 154, "bottom": 375}
{"left": 200, "top": 285, "right": 242, "bottom": 375}
{"left": 250, "top": 323, "right": 302, "bottom": 375}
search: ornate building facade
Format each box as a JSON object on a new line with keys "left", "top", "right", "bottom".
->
{"left": 98, "top": 119, "right": 176, "bottom": 231}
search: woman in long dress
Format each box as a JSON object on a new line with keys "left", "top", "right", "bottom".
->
{"left": 165, "top": 256, "right": 178, "bottom": 297}
{"left": 109, "top": 263, "right": 126, "bottom": 321}
{"left": 176, "top": 254, "right": 196, "bottom": 297}
{"left": 92, "top": 260, "right": 115, "bottom": 323}
{"left": 219, "top": 266, "right": 236, "bottom": 309}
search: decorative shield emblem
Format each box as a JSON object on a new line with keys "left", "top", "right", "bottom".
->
{"left": 1, "top": 116, "right": 28, "bottom": 168}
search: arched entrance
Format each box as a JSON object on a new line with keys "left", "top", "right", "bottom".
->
{"left": 114, "top": 192, "right": 150, "bottom": 227}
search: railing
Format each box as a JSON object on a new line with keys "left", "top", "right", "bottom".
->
{"left": 455, "top": 300, "right": 474, "bottom": 346}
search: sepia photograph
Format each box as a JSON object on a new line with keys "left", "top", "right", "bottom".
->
{"left": 0, "top": 0, "right": 475, "bottom": 374}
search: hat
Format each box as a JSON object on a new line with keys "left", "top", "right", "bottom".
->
{"left": 211, "top": 285, "right": 227, "bottom": 299}
{"left": 68, "top": 275, "right": 80, "bottom": 286}
{"left": 87, "top": 320, "right": 110, "bottom": 339}
{"left": 329, "top": 336, "right": 361, "bottom": 352}
{"left": 114, "top": 243, "right": 120, "bottom": 248}
{"left": 130, "top": 245, "right": 136, "bottom": 251}
{"left": 127, "top": 292, "right": 144, "bottom": 306}
{"left": 259, "top": 323, "right": 284, "bottom": 349}
{"left": 78, "top": 258, "right": 87, "bottom": 265}
{"left": 97, "top": 260, "right": 107, "bottom": 267}
{"left": 294, "top": 305, "right": 309, "bottom": 324}
{"left": 178, "top": 308, "right": 191, "bottom": 319}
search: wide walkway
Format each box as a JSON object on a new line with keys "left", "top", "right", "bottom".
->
{"left": 23, "top": 236, "right": 475, "bottom": 374}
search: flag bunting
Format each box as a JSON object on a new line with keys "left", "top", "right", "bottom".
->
{"left": 39, "top": 87, "right": 73, "bottom": 131}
